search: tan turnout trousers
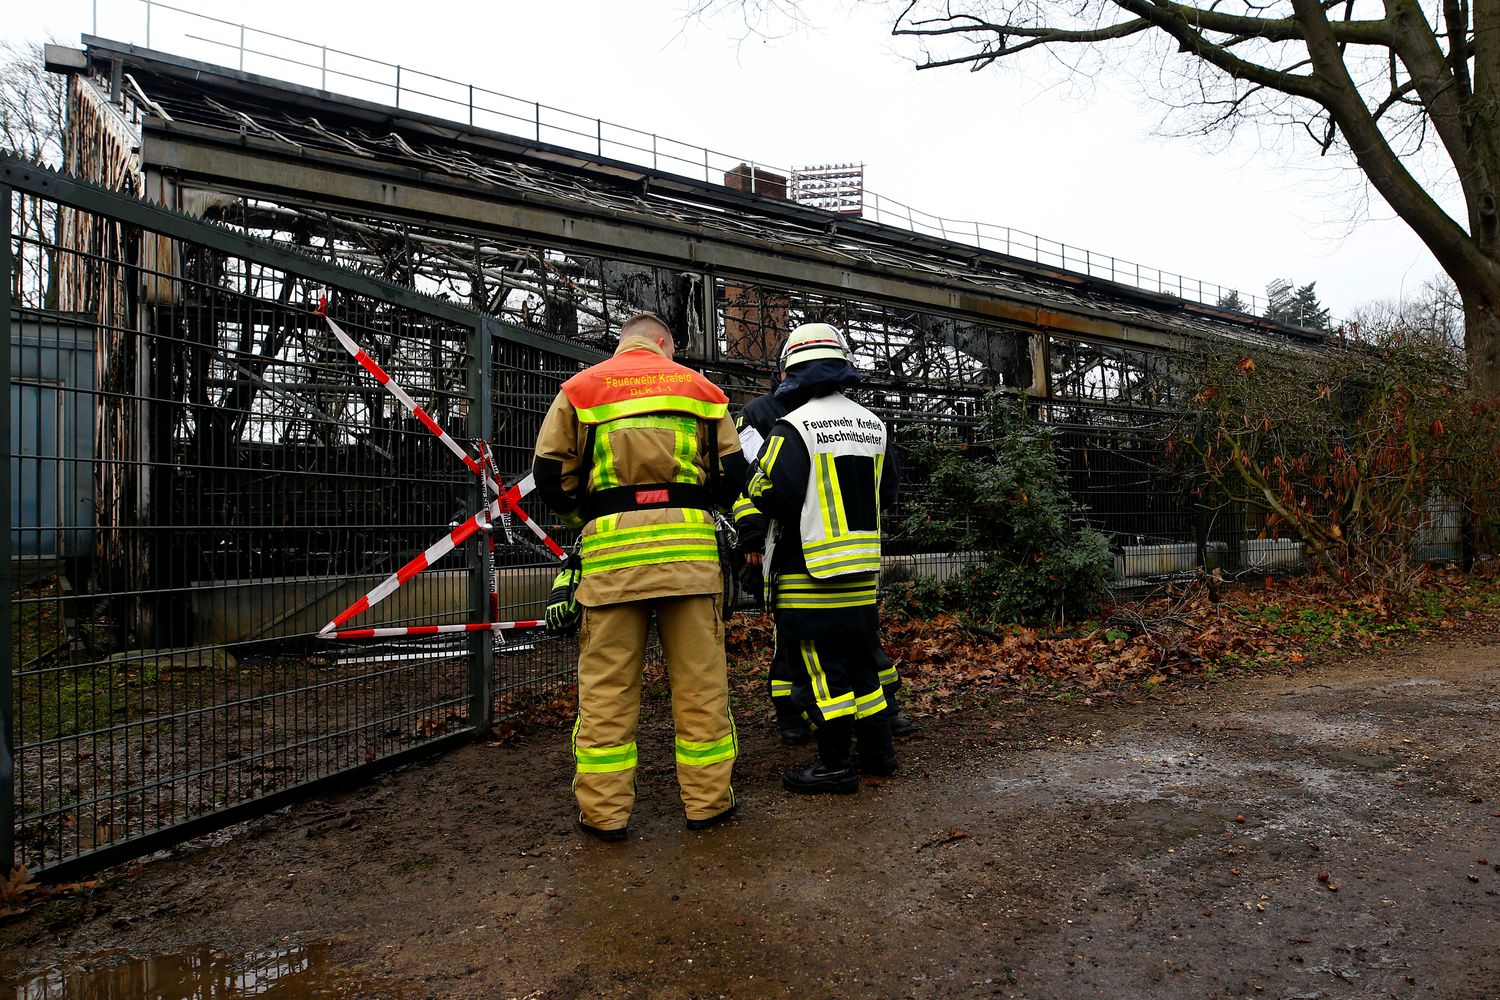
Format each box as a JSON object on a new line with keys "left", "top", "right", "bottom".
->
{"left": 572, "top": 594, "right": 737, "bottom": 829}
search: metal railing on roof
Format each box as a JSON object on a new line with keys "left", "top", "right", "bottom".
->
{"left": 95, "top": 0, "right": 1298, "bottom": 320}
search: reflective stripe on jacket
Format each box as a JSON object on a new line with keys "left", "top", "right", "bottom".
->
{"left": 563, "top": 345, "right": 728, "bottom": 425}
{"left": 773, "top": 571, "right": 878, "bottom": 611}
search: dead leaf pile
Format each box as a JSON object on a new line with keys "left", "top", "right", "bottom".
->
{"left": 726, "top": 567, "right": 1499, "bottom": 717}
{"left": 486, "top": 687, "right": 579, "bottom": 744}
{"left": 0, "top": 865, "right": 39, "bottom": 919}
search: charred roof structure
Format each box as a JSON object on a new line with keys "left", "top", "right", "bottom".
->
{"left": 56, "top": 36, "right": 1323, "bottom": 417}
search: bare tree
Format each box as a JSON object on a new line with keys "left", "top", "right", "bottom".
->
{"left": 694, "top": 0, "right": 1500, "bottom": 397}
{"left": 2, "top": 39, "right": 67, "bottom": 307}
{"left": 0, "top": 40, "right": 65, "bottom": 166}
{"left": 1348, "top": 275, "right": 1465, "bottom": 348}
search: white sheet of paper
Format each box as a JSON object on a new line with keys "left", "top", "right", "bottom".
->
{"left": 738, "top": 424, "right": 765, "bottom": 460}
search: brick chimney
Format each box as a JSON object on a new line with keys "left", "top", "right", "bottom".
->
{"left": 723, "top": 163, "right": 788, "bottom": 200}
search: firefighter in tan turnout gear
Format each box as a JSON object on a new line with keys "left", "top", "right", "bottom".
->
{"left": 746, "top": 323, "right": 899, "bottom": 794}
{"left": 532, "top": 313, "right": 748, "bottom": 840}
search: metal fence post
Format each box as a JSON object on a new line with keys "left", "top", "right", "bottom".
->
{"left": 1194, "top": 422, "right": 1210, "bottom": 570}
{"left": 1, "top": 183, "right": 15, "bottom": 875}
{"left": 468, "top": 319, "right": 496, "bottom": 737}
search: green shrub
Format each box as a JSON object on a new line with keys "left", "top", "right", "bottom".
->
{"left": 892, "top": 394, "right": 1115, "bottom": 624}
{"left": 881, "top": 575, "right": 946, "bottom": 620}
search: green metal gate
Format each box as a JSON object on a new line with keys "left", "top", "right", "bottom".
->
{"left": 2, "top": 155, "right": 597, "bottom": 878}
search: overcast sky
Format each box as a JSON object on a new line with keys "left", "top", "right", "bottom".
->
{"left": 3, "top": 0, "right": 1450, "bottom": 317}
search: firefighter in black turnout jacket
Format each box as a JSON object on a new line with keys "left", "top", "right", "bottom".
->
{"left": 745, "top": 323, "right": 900, "bottom": 793}
{"left": 734, "top": 377, "right": 911, "bottom": 748}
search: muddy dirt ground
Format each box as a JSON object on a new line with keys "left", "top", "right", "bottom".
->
{"left": 3, "top": 620, "right": 1499, "bottom": 999}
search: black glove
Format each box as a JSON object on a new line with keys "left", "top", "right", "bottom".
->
{"left": 545, "top": 555, "right": 582, "bottom": 634}
{"left": 737, "top": 563, "right": 764, "bottom": 606}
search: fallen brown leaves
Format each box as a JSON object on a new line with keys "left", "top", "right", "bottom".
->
{"left": 486, "top": 687, "right": 579, "bottom": 745}
{"left": 726, "top": 567, "right": 1499, "bottom": 718}
{"left": 0, "top": 865, "right": 39, "bottom": 916}
{"left": 0, "top": 865, "right": 98, "bottom": 921}
{"left": 401, "top": 709, "right": 468, "bottom": 741}
{"left": 882, "top": 612, "right": 1185, "bottom": 716}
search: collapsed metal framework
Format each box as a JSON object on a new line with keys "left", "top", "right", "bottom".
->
{"left": 57, "top": 36, "right": 1317, "bottom": 560}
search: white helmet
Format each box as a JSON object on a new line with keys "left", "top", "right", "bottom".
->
{"left": 779, "top": 323, "right": 851, "bottom": 369}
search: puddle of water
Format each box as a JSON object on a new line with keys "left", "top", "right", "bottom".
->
{"left": 986, "top": 735, "right": 1398, "bottom": 842}
{"left": 2, "top": 942, "right": 380, "bottom": 999}
{"left": 987, "top": 738, "right": 1243, "bottom": 804}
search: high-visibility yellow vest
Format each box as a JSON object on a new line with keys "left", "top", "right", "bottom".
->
{"left": 561, "top": 345, "right": 729, "bottom": 578}
{"left": 780, "top": 393, "right": 886, "bottom": 578}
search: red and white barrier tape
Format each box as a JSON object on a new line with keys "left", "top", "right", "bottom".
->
{"left": 503, "top": 473, "right": 564, "bottom": 559}
{"left": 478, "top": 440, "right": 501, "bottom": 620}
{"left": 319, "top": 496, "right": 507, "bottom": 635}
{"left": 323, "top": 310, "right": 564, "bottom": 560}
{"left": 323, "top": 311, "right": 483, "bottom": 477}
{"left": 315, "top": 303, "right": 566, "bottom": 637}
{"left": 323, "top": 620, "right": 544, "bottom": 640}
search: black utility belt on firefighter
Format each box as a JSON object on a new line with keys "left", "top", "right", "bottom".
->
{"left": 582, "top": 483, "right": 714, "bottom": 520}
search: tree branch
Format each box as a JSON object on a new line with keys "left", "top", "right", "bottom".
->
{"left": 1111, "top": 0, "right": 1331, "bottom": 102}
{"left": 1371, "top": 78, "right": 1423, "bottom": 123}
{"left": 1381, "top": 0, "right": 1481, "bottom": 203}
{"left": 898, "top": 15, "right": 1154, "bottom": 69}
{"left": 1292, "top": 0, "right": 1500, "bottom": 288}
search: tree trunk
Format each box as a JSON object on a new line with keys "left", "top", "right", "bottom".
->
{"left": 1460, "top": 284, "right": 1500, "bottom": 397}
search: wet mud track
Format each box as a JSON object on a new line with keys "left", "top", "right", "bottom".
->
{"left": 4, "top": 626, "right": 1498, "bottom": 999}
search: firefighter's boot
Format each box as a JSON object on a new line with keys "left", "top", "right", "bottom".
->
{"left": 885, "top": 692, "right": 916, "bottom": 739}
{"left": 854, "top": 715, "right": 897, "bottom": 776}
{"left": 774, "top": 698, "right": 811, "bottom": 747}
{"left": 783, "top": 723, "right": 858, "bottom": 794}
